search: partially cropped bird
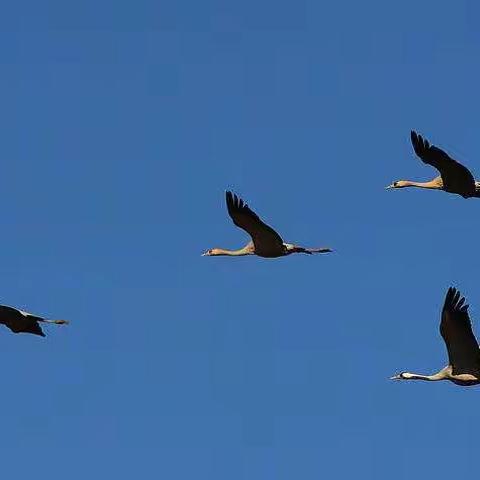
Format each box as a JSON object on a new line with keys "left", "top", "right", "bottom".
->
{"left": 0, "top": 305, "right": 69, "bottom": 337}
{"left": 386, "top": 131, "right": 480, "bottom": 198}
{"left": 391, "top": 287, "right": 480, "bottom": 386}
{"left": 202, "top": 191, "right": 332, "bottom": 258}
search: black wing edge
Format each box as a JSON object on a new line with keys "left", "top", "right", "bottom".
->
{"left": 33, "top": 325, "right": 47, "bottom": 338}
{"left": 225, "top": 191, "right": 259, "bottom": 220}
{"left": 410, "top": 130, "right": 432, "bottom": 159}
{"left": 443, "top": 286, "right": 469, "bottom": 316}
{"left": 6, "top": 322, "right": 46, "bottom": 337}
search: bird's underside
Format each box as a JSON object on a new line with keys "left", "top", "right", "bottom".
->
{"left": 441, "top": 176, "right": 479, "bottom": 198}
{"left": 449, "top": 376, "right": 480, "bottom": 386}
{"left": 443, "top": 365, "right": 480, "bottom": 386}
{"left": 254, "top": 243, "right": 300, "bottom": 258}
{"left": 427, "top": 176, "right": 476, "bottom": 198}
{"left": 233, "top": 241, "right": 298, "bottom": 258}
{"left": 252, "top": 243, "right": 284, "bottom": 258}
{"left": 241, "top": 241, "right": 331, "bottom": 258}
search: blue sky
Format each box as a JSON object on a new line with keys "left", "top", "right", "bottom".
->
{"left": 1, "top": 1, "right": 480, "bottom": 478}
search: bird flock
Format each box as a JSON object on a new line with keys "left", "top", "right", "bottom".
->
{"left": 204, "top": 130, "right": 480, "bottom": 387}
{"left": 3, "top": 129, "right": 480, "bottom": 387}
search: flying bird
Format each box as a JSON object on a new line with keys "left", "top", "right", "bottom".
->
{"left": 202, "top": 191, "right": 332, "bottom": 258}
{"left": 391, "top": 287, "right": 480, "bottom": 386}
{"left": 0, "top": 305, "right": 69, "bottom": 337}
{"left": 386, "top": 131, "right": 480, "bottom": 198}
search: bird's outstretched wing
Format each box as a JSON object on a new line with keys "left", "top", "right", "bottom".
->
{"left": 411, "top": 131, "right": 475, "bottom": 192}
{"left": 0, "top": 305, "right": 24, "bottom": 318}
{"left": 225, "top": 191, "right": 284, "bottom": 255}
{"left": 440, "top": 287, "right": 480, "bottom": 375}
{"left": 12, "top": 321, "right": 46, "bottom": 337}
{"left": 0, "top": 305, "right": 46, "bottom": 337}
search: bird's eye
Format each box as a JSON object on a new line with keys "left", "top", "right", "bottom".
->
{"left": 393, "top": 182, "right": 398, "bottom": 187}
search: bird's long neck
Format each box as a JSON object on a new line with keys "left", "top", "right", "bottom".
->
{"left": 402, "top": 369, "right": 449, "bottom": 382}
{"left": 285, "top": 244, "right": 332, "bottom": 255}
{"left": 402, "top": 180, "right": 442, "bottom": 190}
{"left": 210, "top": 247, "right": 253, "bottom": 256}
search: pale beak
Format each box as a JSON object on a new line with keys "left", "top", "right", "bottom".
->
{"left": 390, "top": 374, "right": 402, "bottom": 380}
{"left": 385, "top": 184, "right": 394, "bottom": 190}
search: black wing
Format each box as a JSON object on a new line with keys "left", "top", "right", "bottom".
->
{"left": 0, "top": 305, "right": 45, "bottom": 337}
{"left": 0, "top": 305, "right": 24, "bottom": 318}
{"left": 440, "top": 287, "right": 480, "bottom": 375}
{"left": 225, "top": 191, "right": 284, "bottom": 255}
{"left": 10, "top": 320, "right": 46, "bottom": 337}
{"left": 411, "top": 131, "right": 475, "bottom": 193}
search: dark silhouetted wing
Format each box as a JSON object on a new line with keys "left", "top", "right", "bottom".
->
{"left": 225, "top": 191, "right": 284, "bottom": 256}
{"left": 10, "top": 320, "right": 46, "bottom": 337}
{"left": 411, "top": 131, "right": 475, "bottom": 195}
{"left": 0, "top": 305, "right": 23, "bottom": 320}
{"left": 0, "top": 305, "right": 45, "bottom": 337}
{"left": 440, "top": 287, "right": 480, "bottom": 375}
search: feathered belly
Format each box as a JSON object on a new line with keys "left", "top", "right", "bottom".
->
{"left": 450, "top": 374, "right": 480, "bottom": 386}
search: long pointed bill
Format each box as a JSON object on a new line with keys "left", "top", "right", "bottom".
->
{"left": 385, "top": 184, "right": 394, "bottom": 189}
{"left": 389, "top": 374, "right": 401, "bottom": 380}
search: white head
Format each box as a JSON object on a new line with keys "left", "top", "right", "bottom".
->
{"left": 390, "top": 372, "right": 414, "bottom": 380}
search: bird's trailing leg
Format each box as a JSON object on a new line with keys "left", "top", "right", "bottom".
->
{"left": 38, "top": 319, "right": 70, "bottom": 325}
{"left": 304, "top": 247, "right": 333, "bottom": 254}
{"left": 284, "top": 244, "right": 332, "bottom": 255}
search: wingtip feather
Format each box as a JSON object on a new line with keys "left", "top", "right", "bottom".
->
{"left": 445, "top": 286, "right": 469, "bottom": 313}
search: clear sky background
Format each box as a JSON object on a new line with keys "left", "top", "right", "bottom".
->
{"left": 1, "top": 1, "right": 480, "bottom": 479}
